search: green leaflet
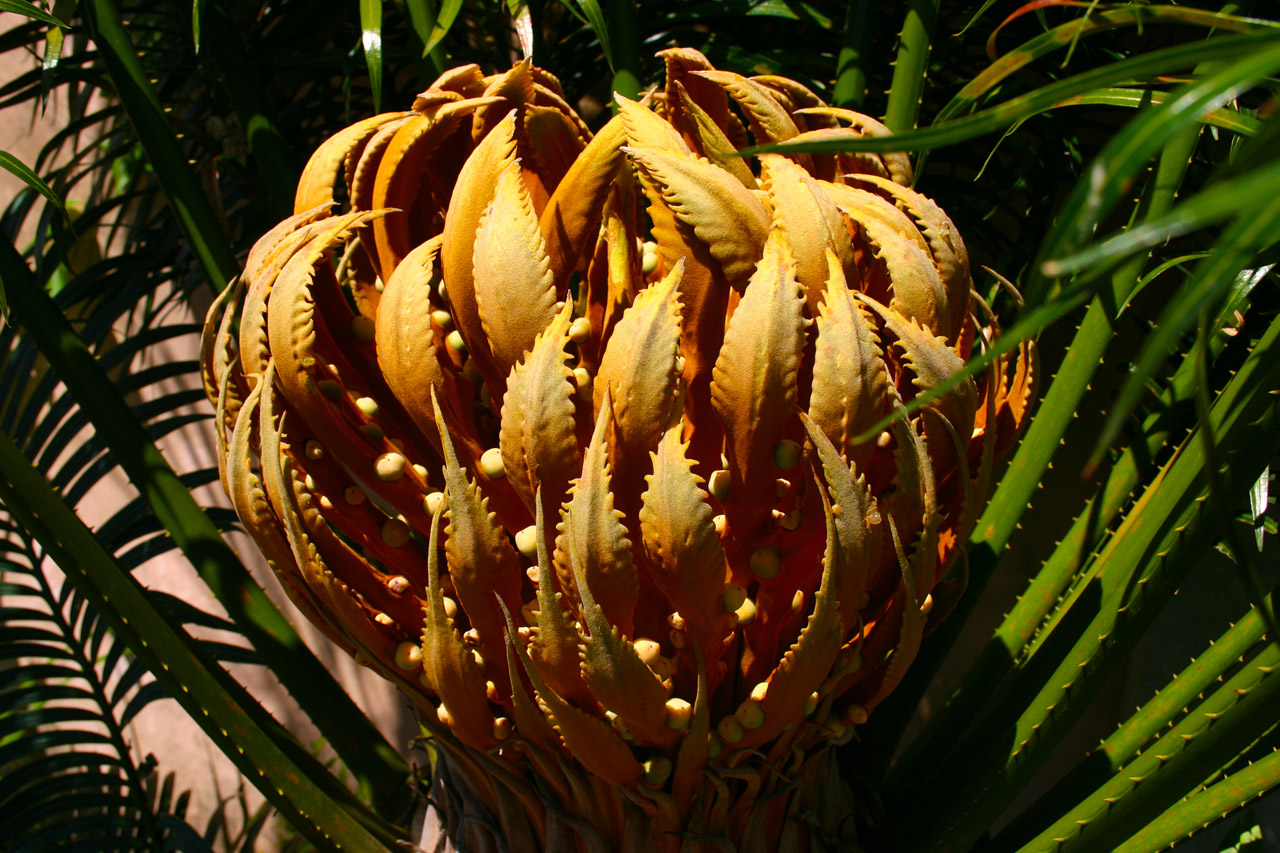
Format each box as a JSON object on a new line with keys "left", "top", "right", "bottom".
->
{"left": 82, "top": 0, "right": 238, "bottom": 290}
{"left": 0, "top": 239, "right": 409, "bottom": 810}
{"left": 0, "top": 150, "right": 65, "bottom": 218}
{"left": 0, "top": 0, "right": 66, "bottom": 27}
{"left": 423, "top": 0, "right": 462, "bottom": 55}
{"left": 359, "top": 0, "right": 383, "bottom": 112}
{"left": 899, "top": 311, "right": 1280, "bottom": 852}
{"left": 752, "top": 31, "right": 1280, "bottom": 159}
{"left": 0, "top": 426, "right": 401, "bottom": 852}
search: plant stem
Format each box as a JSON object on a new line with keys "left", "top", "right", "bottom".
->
{"left": 604, "top": 0, "right": 640, "bottom": 100}
{"left": 834, "top": 1, "right": 874, "bottom": 109}
{"left": 884, "top": 0, "right": 939, "bottom": 133}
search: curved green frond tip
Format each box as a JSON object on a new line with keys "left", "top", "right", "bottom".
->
{"left": 192, "top": 0, "right": 208, "bottom": 52}
{"left": 0, "top": 0, "right": 67, "bottom": 27}
{"left": 0, "top": 150, "right": 66, "bottom": 216}
{"left": 360, "top": 0, "right": 384, "bottom": 112}
{"left": 423, "top": 0, "right": 462, "bottom": 55}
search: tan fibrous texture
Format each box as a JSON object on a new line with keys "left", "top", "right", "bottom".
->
{"left": 203, "top": 51, "right": 1036, "bottom": 852}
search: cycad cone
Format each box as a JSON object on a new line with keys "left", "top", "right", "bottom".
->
{"left": 204, "top": 48, "right": 1034, "bottom": 852}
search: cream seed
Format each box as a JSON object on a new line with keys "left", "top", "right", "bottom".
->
{"left": 713, "top": 514, "right": 726, "bottom": 534}
{"left": 708, "top": 469, "right": 731, "bottom": 501}
{"left": 344, "top": 485, "right": 366, "bottom": 505}
{"left": 735, "top": 597, "right": 757, "bottom": 626}
{"left": 423, "top": 491, "right": 447, "bottom": 515}
{"left": 431, "top": 309, "right": 453, "bottom": 329}
{"left": 804, "top": 692, "right": 820, "bottom": 716}
{"left": 305, "top": 440, "right": 324, "bottom": 460}
{"left": 493, "top": 716, "right": 513, "bottom": 740}
{"left": 479, "top": 447, "right": 506, "bottom": 479}
{"left": 665, "top": 698, "right": 692, "bottom": 731}
{"left": 525, "top": 565, "right": 540, "bottom": 583}
{"left": 412, "top": 463, "right": 428, "bottom": 479}
{"left": 844, "top": 652, "right": 863, "bottom": 675}
{"left": 717, "top": 715, "right": 745, "bottom": 743}
{"left": 573, "top": 366, "right": 592, "bottom": 394}
{"left": 641, "top": 251, "right": 658, "bottom": 275}
{"left": 846, "top": 703, "right": 869, "bottom": 726}
{"left": 791, "top": 589, "right": 805, "bottom": 614}
{"left": 356, "top": 396, "right": 379, "bottom": 417}
{"left": 375, "top": 452, "right": 406, "bottom": 481}
{"left": 486, "top": 681, "right": 501, "bottom": 702}
{"left": 669, "top": 628, "right": 686, "bottom": 649}
{"left": 779, "top": 509, "right": 801, "bottom": 531}
{"left": 387, "top": 576, "right": 411, "bottom": 596}
{"left": 775, "top": 478, "right": 791, "bottom": 498}
{"left": 318, "top": 496, "right": 334, "bottom": 510}
{"left": 921, "top": 593, "right": 934, "bottom": 616}
{"left": 351, "top": 315, "right": 376, "bottom": 341}
{"left": 774, "top": 439, "right": 802, "bottom": 470}
{"left": 735, "top": 699, "right": 765, "bottom": 729}
{"left": 304, "top": 474, "right": 317, "bottom": 491}
{"left": 437, "top": 705, "right": 453, "bottom": 726}
{"left": 515, "top": 525, "right": 538, "bottom": 558}
{"left": 442, "top": 596, "right": 458, "bottom": 619}
{"left": 674, "top": 354, "right": 687, "bottom": 374}
{"left": 642, "top": 240, "right": 658, "bottom": 255}
{"left": 382, "top": 518, "right": 412, "bottom": 547}
{"left": 374, "top": 612, "right": 395, "bottom": 626}
{"left": 633, "top": 638, "right": 662, "bottom": 663}
{"left": 750, "top": 681, "right": 769, "bottom": 702}
{"left": 436, "top": 279, "right": 448, "bottom": 302}
{"left": 722, "top": 583, "right": 748, "bottom": 612}
{"left": 569, "top": 317, "right": 592, "bottom": 343}
{"left": 876, "top": 430, "right": 893, "bottom": 448}
{"left": 520, "top": 600, "right": 538, "bottom": 624}
{"left": 463, "top": 628, "right": 482, "bottom": 646}
{"left": 749, "top": 547, "right": 781, "bottom": 580}
{"left": 394, "top": 641, "right": 422, "bottom": 670}
{"left": 643, "top": 757, "right": 672, "bottom": 788}
{"left": 446, "top": 330, "right": 467, "bottom": 352}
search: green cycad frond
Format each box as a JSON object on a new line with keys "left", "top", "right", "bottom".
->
{"left": 0, "top": 511, "right": 208, "bottom": 852}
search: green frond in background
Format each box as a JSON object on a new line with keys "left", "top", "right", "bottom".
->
{"left": 1, "top": 0, "right": 1278, "bottom": 850}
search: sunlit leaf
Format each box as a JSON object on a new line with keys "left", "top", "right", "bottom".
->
{"left": 360, "top": 0, "right": 383, "bottom": 112}
{"left": 423, "top": 0, "right": 461, "bottom": 55}
{"left": 1250, "top": 467, "right": 1270, "bottom": 552}
{"left": 0, "top": 0, "right": 67, "bottom": 27}
{"left": 0, "top": 149, "right": 65, "bottom": 215}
